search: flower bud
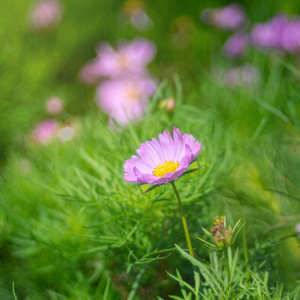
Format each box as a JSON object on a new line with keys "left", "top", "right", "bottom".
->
{"left": 158, "top": 98, "right": 176, "bottom": 112}
{"left": 210, "top": 217, "right": 233, "bottom": 249}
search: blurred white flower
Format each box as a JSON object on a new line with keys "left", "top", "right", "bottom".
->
{"left": 18, "top": 159, "right": 32, "bottom": 174}
{"left": 45, "top": 97, "right": 64, "bottom": 115}
{"left": 57, "top": 126, "right": 76, "bottom": 142}
{"left": 121, "top": 0, "right": 153, "bottom": 31}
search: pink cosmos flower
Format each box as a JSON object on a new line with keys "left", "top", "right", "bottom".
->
{"left": 32, "top": 119, "right": 59, "bottom": 145}
{"left": 201, "top": 3, "right": 247, "bottom": 31}
{"left": 96, "top": 77, "right": 156, "bottom": 126}
{"left": 223, "top": 33, "right": 250, "bottom": 58}
{"left": 79, "top": 38, "right": 156, "bottom": 83}
{"left": 124, "top": 127, "right": 202, "bottom": 185}
{"left": 28, "top": 0, "right": 63, "bottom": 30}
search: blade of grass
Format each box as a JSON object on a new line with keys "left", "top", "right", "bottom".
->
{"left": 103, "top": 278, "right": 111, "bottom": 300}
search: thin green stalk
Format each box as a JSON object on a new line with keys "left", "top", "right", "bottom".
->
{"left": 224, "top": 248, "right": 231, "bottom": 285}
{"left": 242, "top": 217, "right": 250, "bottom": 286}
{"left": 12, "top": 282, "right": 18, "bottom": 300}
{"left": 170, "top": 181, "right": 194, "bottom": 258}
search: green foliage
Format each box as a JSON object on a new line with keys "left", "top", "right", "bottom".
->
{"left": 1, "top": 73, "right": 300, "bottom": 297}
{"left": 1, "top": 0, "right": 300, "bottom": 298}
{"left": 167, "top": 245, "right": 300, "bottom": 299}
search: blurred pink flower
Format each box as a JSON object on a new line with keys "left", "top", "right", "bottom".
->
{"left": 32, "top": 119, "right": 59, "bottom": 145}
{"left": 28, "top": 0, "right": 63, "bottom": 30}
{"left": 251, "top": 23, "right": 278, "bottom": 49}
{"left": 251, "top": 14, "right": 288, "bottom": 50}
{"left": 45, "top": 97, "right": 64, "bottom": 115}
{"left": 223, "top": 33, "right": 250, "bottom": 58}
{"left": 201, "top": 3, "right": 247, "bottom": 31}
{"left": 296, "top": 223, "right": 300, "bottom": 236}
{"left": 96, "top": 77, "right": 157, "bottom": 126}
{"left": 281, "top": 20, "right": 300, "bottom": 54}
{"left": 79, "top": 38, "right": 156, "bottom": 83}
{"left": 79, "top": 59, "right": 103, "bottom": 85}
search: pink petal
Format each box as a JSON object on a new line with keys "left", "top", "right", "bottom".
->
{"left": 130, "top": 155, "right": 152, "bottom": 173}
{"left": 158, "top": 130, "right": 174, "bottom": 160}
{"left": 173, "top": 127, "right": 183, "bottom": 142}
{"left": 124, "top": 173, "right": 139, "bottom": 183}
{"left": 144, "top": 141, "right": 163, "bottom": 165}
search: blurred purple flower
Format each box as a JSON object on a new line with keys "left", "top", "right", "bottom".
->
{"left": 251, "top": 14, "right": 288, "bottom": 50}
{"left": 201, "top": 3, "right": 247, "bottom": 31}
{"left": 45, "top": 97, "right": 64, "bottom": 115}
{"left": 281, "top": 19, "right": 300, "bottom": 54}
{"left": 124, "top": 127, "right": 202, "bottom": 184}
{"left": 32, "top": 119, "right": 59, "bottom": 145}
{"left": 95, "top": 38, "right": 156, "bottom": 77}
{"left": 79, "top": 59, "right": 103, "bottom": 85}
{"left": 79, "top": 38, "right": 156, "bottom": 84}
{"left": 28, "top": 0, "right": 63, "bottom": 30}
{"left": 223, "top": 33, "right": 250, "bottom": 58}
{"left": 251, "top": 14, "right": 300, "bottom": 54}
{"left": 96, "top": 77, "right": 157, "bottom": 126}
{"left": 296, "top": 223, "right": 300, "bottom": 236}
{"left": 251, "top": 23, "right": 277, "bottom": 48}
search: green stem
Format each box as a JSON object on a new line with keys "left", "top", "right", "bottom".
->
{"left": 242, "top": 216, "right": 250, "bottom": 286}
{"left": 170, "top": 181, "right": 194, "bottom": 258}
{"left": 224, "top": 248, "right": 231, "bottom": 284}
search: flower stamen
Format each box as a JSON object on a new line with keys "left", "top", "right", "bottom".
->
{"left": 152, "top": 160, "right": 179, "bottom": 177}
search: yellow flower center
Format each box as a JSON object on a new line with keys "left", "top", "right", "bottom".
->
{"left": 152, "top": 160, "right": 180, "bottom": 177}
{"left": 213, "top": 216, "right": 224, "bottom": 226}
{"left": 126, "top": 86, "right": 140, "bottom": 101}
{"left": 118, "top": 54, "right": 128, "bottom": 69}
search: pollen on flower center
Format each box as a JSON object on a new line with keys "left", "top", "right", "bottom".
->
{"left": 126, "top": 86, "right": 140, "bottom": 100}
{"left": 152, "top": 160, "right": 180, "bottom": 177}
{"left": 118, "top": 54, "right": 128, "bottom": 69}
{"left": 213, "top": 216, "right": 224, "bottom": 226}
